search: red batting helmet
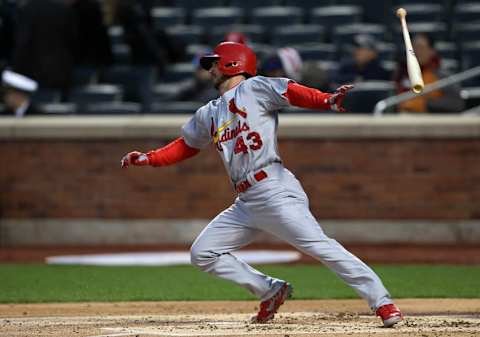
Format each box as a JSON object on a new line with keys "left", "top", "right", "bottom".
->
{"left": 200, "top": 42, "right": 256, "bottom": 77}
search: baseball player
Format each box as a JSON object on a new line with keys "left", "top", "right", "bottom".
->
{"left": 121, "top": 42, "right": 403, "bottom": 327}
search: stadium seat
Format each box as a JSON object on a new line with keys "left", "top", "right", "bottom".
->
{"left": 111, "top": 44, "right": 131, "bottom": 64}
{"left": 392, "top": 0, "right": 445, "bottom": 4}
{"left": 460, "top": 42, "right": 480, "bottom": 86}
{"left": 185, "top": 44, "right": 212, "bottom": 60}
{"left": 284, "top": 0, "right": 332, "bottom": 11}
{"left": 295, "top": 43, "right": 337, "bottom": 61}
{"left": 441, "top": 58, "right": 460, "bottom": 74}
{"left": 230, "top": 0, "right": 281, "bottom": 14}
{"left": 251, "top": 7, "right": 304, "bottom": 28}
{"left": 380, "top": 60, "right": 395, "bottom": 73}
{"left": 172, "top": 0, "right": 224, "bottom": 12}
{"left": 452, "top": 23, "right": 480, "bottom": 43}
{"left": 392, "top": 3, "right": 444, "bottom": 23}
{"left": 342, "top": 81, "right": 396, "bottom": 113}
{"left": 208, "top": 24, "right": 266, "bottom": 44}
{"left": 108, "top": 25, "right": 124, "bottom": 45}
{"left": 163, "top": 63, "right": 196, "bottom": 82}
{"left": 460, "top": 87, "right": 480, "bottom": 110}
{"left": 31, "top": 88, "right": 62, "bottom": 104}
{"left": 435, "top": 41, "right": 457, "bottom": 60}
{"left": 101, "top": 65, "right": 156, "bottom": 104}
{"left": 39, "top": 103, "right": 77, "bottom": 115}
{"left": 69, "top": 84, "right": 123, "bottom": 106}
{"left": 249, "top": 43, "right": 276, "bottom": 61}
{"left": 151, "top": 7, "right": 186, "bottom": 30}
{"left": 310, "top": 6, "right": 363, "bottom": 28}
{"left": 453, "top": 3, "right": 480, "bottom": 23}
{"left": 150, "top": 101, "right": 203, "bottom": 114}
{"left": 207, "top": 24, "right": 266, "bottom": 46}
{"left": 82, "top": 102, "right": 142, "bottom": 115}
{"left": 461, "top": 41, "right": 480, "bottom": 69}
{"left": 332, "top": 23, "right": 386, "bottom": 50}
{"left": 341, "top": 42, "right": 395, "bottom": 62}
{"left": 165, "top": 25, "right": 205, "bottom": 45}
{"left": 311, "top": 60, "right": 340, "bottom": 82}
{"left": 152, "top": 80, "right": 194, "bottom": 102}
{"left": 377, "top": 43, "right": 396, "bottom": 61}
{"left": 192, "top": 7, "right": 244, "bottom": 28}
{"left": 72, "top": 66, "right": 98, "bottom": 86}
{"left": 393, "top": 22, "right": 448, "bottom": 44}
{"left": 270, "top": 24, "right": 326, "bottom": 46}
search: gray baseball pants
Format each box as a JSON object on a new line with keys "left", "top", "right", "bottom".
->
{"left": 190, "top": 163, "right": 393, "bottom": 310}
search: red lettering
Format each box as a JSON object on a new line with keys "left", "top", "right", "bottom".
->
{"left": 229, "top": 99, "right": 247, "bottom": 118}
{"left": 234, "top": 136, "right": 248, "bottom": 154}
{"left": 247, "top": 131, "right": 263, "bottom": 150}
{"left": 233, "top": 132, "right": 264, "bottom": 155}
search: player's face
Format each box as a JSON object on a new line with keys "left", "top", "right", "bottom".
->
{"left": 209, "top": 61, "right": 227, "bottom": 89}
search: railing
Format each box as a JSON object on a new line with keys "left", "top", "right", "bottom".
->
{"left": 373, "top": 66, "right": 480, "bottom": 116}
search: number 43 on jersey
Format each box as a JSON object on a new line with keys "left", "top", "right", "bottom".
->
{"left": 234, "top": 132, "right": 263, "bottom": 154}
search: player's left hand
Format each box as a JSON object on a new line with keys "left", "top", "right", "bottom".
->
{"left": 328, "top": 84, "right": 354, "bottom": 112}
{"left": 121, "top": 151, "right": 150, "bottom": 168}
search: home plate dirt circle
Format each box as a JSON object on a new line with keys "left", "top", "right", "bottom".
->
{"left": 85, "top": 313, "right": 480, "bottom": 337}
{"left": 1, "top": 299, "right": 479, "bottom": 337}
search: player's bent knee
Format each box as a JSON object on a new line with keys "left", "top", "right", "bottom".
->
{"left": 190, "top": 243, "right": 218, "bottom": 271}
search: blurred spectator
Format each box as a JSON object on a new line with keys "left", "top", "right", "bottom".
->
{"left": 11, "top": 0, "right": 76, "bottom": 99}
{"left": 1, "top": 69, "right": 41, "bottom": 117}
{"left": 335, "top": 34, "right": 390, "bottom": 85}
{"left": 301, "top": 61, "right": 331, "bottom": 92}
{"left": 0, "top": 0, "right": 17, "bottom": 68}
{"left": 103, "top": 0, "right": 184, "bottom": 109}
{"left": 71, "top": 0, "right": 113, "bottom": 68}
{"left": 394, "top": 33, "right": 464, "bottom": 113}
{"left": 107, "top": 0, "right": 183, "bottom": 73}
{"left": 261, "top": 47, "right": 303, "bottom": 82}
{"left": 225, "top": 31, "right": 248, "bottom": 45}
{"left": 177, "top": 49, "right": 217, "bottom": 102}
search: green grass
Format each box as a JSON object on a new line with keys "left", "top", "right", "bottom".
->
{"left": 0, "top": 264, "right": 479, "bottom": 303}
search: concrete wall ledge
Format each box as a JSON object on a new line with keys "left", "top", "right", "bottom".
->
{"left": 1, "top": 114, "right": 479, "bottom": 139}
{"left": 1, "top": 219, "right": 479, "bottom": 245}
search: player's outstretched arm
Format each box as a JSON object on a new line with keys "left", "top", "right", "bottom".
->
{"left": 284, "top": 82, "right": 354, "bottom": 112}
{"left": 121, "top": 137, "right": 200, "bottom": 168}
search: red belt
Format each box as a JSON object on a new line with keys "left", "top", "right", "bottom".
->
{"left": 235, "top": 170, "right": 268, "bottom": 193}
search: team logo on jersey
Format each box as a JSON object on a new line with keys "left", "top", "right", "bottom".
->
{"left": 211, "top": 116, "right": 250, "bottom": 150}
{"left": 211, "top": 117, "right": 234, "bottom": 144}
{"left": 229, "top": 99, "right": 247, "bottom": 118}
{"left": 217, "top": 120, "right": 250, "bottom": 144}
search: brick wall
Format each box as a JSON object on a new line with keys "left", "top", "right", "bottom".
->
{"left": 1, "top": 138, "right": 479, "bottom": 219}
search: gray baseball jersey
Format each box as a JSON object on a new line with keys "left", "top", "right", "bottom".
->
{"left": 183, "top": 75, "right": 394, "bottom": 311}
{"left": 182, "top": 76, "right": 290, "bottom": 185}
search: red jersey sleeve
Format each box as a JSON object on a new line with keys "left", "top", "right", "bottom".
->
{"left": 146, "top": 137, "right": 200, "bottom": 167}
{"left": 283, "top": 82, "right": 332, "bottom": 110}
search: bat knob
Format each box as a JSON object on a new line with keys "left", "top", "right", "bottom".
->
{"left": 396, "top": 7, "right": 407, "bottom": 18}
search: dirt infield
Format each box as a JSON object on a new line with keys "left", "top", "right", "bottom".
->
{"left": 1, "top": 299, "right": 479, "bottom": 337}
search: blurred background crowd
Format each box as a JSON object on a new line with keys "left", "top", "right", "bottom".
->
{"left": 0, "top": 0, "right": 479, "bottom": 116}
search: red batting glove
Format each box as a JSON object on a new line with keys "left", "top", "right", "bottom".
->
{"left": 327, "top": 84, "right": 354, "bottom": 112}
{"left": 121, "top": 151, "right": 150, "bottom": 168}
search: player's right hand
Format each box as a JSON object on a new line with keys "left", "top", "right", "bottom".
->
{"left": 121, "top": 151, "right": 150, "bottom": 168}
{"left": 328, "top": 84, "right": 354, "bottom": 112}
